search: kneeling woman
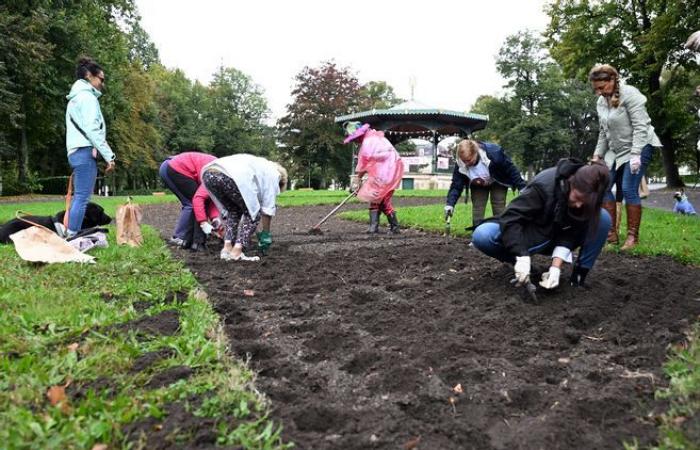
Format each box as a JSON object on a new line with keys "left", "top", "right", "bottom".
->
{"left": 472, "top": 159, "right": 611, "bottom": 289}
{"left": 198, "top": 154, "right": 287, "bottom": 261}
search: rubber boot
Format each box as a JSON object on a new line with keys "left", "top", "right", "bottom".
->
{"left": 367, "top": 210, "right": 380, "bottom": 234}
{"left": 620, "top": 204, "right": 642, "bottom": 251}
{"left": 387, "top": 211, "right": 400, "bottom": 234}
{"left": 601, "top": 201, "right": 619, "bottom": 244}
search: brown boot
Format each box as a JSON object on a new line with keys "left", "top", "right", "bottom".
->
{"left": 601, "top": 201, "right": 619, "bottom": 244}
{"left": 621, "top": 204, "right": 642, "bottom": 250}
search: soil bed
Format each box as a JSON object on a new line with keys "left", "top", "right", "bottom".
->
{"left": 143, "top": 199, "right": 700, "bottom": 449}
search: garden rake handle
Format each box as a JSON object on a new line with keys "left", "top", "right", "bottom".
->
{"left": 311, "top": 191, "right": 357, "bottom": 229}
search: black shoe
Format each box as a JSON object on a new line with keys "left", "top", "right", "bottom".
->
{"left": 387, "top": 211, "right": 400, "bottom": 234}
{"left": 367, "top": 210, "right": 380, "bottom": 234}
{"left": 189, "top": 242, "right": 206, "bottom": 252}
{"left": 570, "top": 266, "right": 589, "bottom": 287}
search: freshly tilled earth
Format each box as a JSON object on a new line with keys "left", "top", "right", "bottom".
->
{"left": 143, "top": 198, "right": 700, "bottom": 450}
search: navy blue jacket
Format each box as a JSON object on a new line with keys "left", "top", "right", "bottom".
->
{"left": 445, "top": 142, "right": 526, "bottom": 207}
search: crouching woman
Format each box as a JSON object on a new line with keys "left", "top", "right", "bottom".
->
{"left": 471, "top": 159, "right": 611, "bottom": 289}
{"left": 199, "top": 154, "right": 287, "bottom": 261}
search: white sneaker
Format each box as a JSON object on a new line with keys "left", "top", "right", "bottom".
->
{"left": 220, "top": 249, "right": 260, "bottom": 262}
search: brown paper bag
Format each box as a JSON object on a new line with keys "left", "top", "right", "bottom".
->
{"left": 11, "top": 226, "right": 95, "bottom": 264}
{"left": 116, "top": 198, "right": 143, "bottom": 247}
{"left": 639, "top": 176, "right": 649, "bottom": 199}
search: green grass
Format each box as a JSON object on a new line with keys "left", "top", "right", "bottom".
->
{"left": 0, "top": 205, "right": 289, "bottom": 448}
{"left": 0, "top": 195, "right": 177, "bottom": 221}
{"left": 276, "top": 188, "right": 446, "bottom": 207}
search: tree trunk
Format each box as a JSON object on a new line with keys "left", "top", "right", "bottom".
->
{"left": 0, "top": 155, "right": 3, "bottom": 196}
{"left": 18, "top": 127, "right": 29, "bottom": 185}
{"left": 659, "top": 131, "right": 684, "bottom": 187}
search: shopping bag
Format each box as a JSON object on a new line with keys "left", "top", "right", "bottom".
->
{"left": 116, "top": 198, "right": 143, "bottom": 247}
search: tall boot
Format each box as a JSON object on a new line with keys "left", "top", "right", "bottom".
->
{"left": 601, "top": 201, "right": 619, "bottom": 244}
{"left": 620, "top": 204, "right": 642, "bottom": 250}
{"left": 386, "top": 211, "right": 400, "bottom": 234}
{"left": 367, "top": 210, "right": 380, "bottom": 234}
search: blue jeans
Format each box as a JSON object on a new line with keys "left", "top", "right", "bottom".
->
{"left": 604, "top": 144, "right": 654, "bottom": 205}
{"left": 67, "top": 146, "right": 98, "bottom": 233}
{"left": 471, "top": 209, "right": 611, "bottom": 270}
{"left": 159, "top": 160, "right": 193, "bottom": 240}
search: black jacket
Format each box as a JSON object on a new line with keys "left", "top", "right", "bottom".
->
{"left": 499, "top": 158, "right": 590, "bottom": 257}
{"left": 446, "top": 142, "right": 526, "bottom": 207}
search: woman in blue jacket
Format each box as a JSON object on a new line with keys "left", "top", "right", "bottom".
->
{"left": 443, "top": 139, "right": 526, "bottom": 227}
{"left": 65, "top": 57, "right": 115, "bottom": 238}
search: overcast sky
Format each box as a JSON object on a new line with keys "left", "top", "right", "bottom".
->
{"left": 135, "top": 0, "right": 551, "bottom": 121}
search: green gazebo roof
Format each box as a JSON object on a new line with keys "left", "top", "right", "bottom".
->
{"left": 334, "top": 100, "right": 489, "bottom": 138}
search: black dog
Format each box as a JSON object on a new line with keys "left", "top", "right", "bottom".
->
{"left": 0, "top": 202, "right": 112, "bottom": 244}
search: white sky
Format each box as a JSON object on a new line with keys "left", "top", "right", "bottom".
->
{"left": 135, "top": 0, "right": 551, "bottom": 122}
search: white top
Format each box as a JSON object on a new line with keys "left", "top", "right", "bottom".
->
{"left": 456, "top": 148, "right": 492, "bottom": 185}
{"left": 202, "top": 154, "right": 280, "bottom": 218}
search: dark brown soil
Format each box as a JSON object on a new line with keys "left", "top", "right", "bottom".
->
{"left": 143, "top": 199, "right": 700, "bottom": 450}
{"left": 104, "top": 309, "right": 180, "bottom": 339}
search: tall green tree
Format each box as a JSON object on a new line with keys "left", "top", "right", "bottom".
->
{"left": 278, "top": 61, "right": 363, "bottom": 188}
{"left": 206, "top": 66, "right": 270, "bottom": 156}
{"left": 545, "top": 0, "right": 700, "bottom": 186}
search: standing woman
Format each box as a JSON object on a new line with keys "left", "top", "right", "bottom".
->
{"left": 65, "top": 57, "right": 115, "bottom": 238}
{"left": 589, "top": 64, "right": 661, "bottom": 250}
{"left": 444, "top": 139, "right": 526, "bottom": 227}
{"left": 200, "top": 154, "right": 287, "bottom": 261}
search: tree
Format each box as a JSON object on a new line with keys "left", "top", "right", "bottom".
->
{"left": 545, "top": 0, "right": 700, "bottom": 187}
{"left": 358, "top": 81, "right": 403, "bottom": 109}
{"left": 278, "top": 61, "right": 363, "bottom": 188}
{"left": 206, "top": 66, "right": 269, "bottom": 156}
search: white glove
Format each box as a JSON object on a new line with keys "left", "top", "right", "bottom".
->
{"left": 444, "top": 205, "right": 454, "bottom": 219}
{"left": 629, "top": 155, "right": 641, "bottom": 174}
{"left": 200, "top": 221, "right": 213, "bottom": 235}
{"left": 539, "top": 266, "right": 561, "bottom": 289}
{"left": 513, "top": 256, "right": 531, "bottom": 286}
{"left": 350, "top": 175, "right": 361, "bottom": 192}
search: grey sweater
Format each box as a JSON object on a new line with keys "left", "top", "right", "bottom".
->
{"left": 594, "top": 84, "right": 661, "bottom": 169}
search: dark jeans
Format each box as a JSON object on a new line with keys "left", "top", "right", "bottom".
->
{"left": 158, "top": 160, "right": 205, "bottom": 244}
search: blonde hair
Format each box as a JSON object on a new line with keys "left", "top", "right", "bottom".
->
{"left": 588, "top": 64, "right": 620, "bottom": 107}
{"left": 274, "top": 162, "right": 288, "bottom": 192}
{"left": 456, "top": 139, "right": 480, "bottom": 162}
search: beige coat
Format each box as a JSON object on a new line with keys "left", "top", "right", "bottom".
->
{"left": 594, "top": 84, "right": 661, "bottom": 169}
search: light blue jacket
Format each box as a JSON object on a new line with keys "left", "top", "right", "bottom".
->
{"left": 65, "top": 79, "right": 115, "bottom": 162}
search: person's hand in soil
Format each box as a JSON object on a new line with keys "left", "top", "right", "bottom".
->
{"left": 513, "top": 256, "right": 531, "bottom": 286}
{"left": 200, "top": 221, "right": 213, "bottom": 235}
{"left": 539, "top": 266, "right": 561, "bottom": 289}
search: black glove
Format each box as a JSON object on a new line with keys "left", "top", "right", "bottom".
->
{"left": 569, "top": 266, "right": 590, "bottom": 287}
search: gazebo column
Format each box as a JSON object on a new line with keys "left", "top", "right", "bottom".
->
{"left": 432, "top": 131, "right": 439, "bottom": 174}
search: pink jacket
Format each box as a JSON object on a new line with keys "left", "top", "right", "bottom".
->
{"left": 355, "top": 130, "right": 403, "bottom": 203}
{"left": 168, "top": 152, "right": 218, "bottom": 222}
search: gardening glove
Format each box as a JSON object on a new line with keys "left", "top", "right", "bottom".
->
{"left": 257, "top": 230, "right": 272, "bottom": 255}
{"left": 629, "top": 155, "right": 641, "bottom": 174}
{"left": 350, "top": 175, "right": 361, "bottom": 192}
{"left": 539, "top": 266, "right": 561, "bottom": 289}
{"left": 513, "top": 256, "right": 531, "bottom": 287}
{"left": 570, "top": 266, "right": 590, "bottom": 287}
{"left": 444, "top": 205, "right": 454, "bottom": 220}
{"left": 200, "top": 221, "right": 213, "bottom": 235}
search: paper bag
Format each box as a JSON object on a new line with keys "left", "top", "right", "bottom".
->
{"left": 116, "top": 199, "right": 143, "bottom": 247}
{"left": 11, "top": 226, "right": 95, "bottom": 264}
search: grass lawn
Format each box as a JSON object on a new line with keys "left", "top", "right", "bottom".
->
{"left": 0, "top": 196, "right": 289, "bottom": 449}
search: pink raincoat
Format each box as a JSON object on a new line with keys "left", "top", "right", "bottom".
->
{"left": 355, "top": 130, "right": 404, "bottom": 203}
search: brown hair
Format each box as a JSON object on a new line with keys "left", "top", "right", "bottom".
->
{"left": 588, "top": 64, "right": 620, "bottom": 107}
{"left": 456, "top": 139, "right": 480, "bottom": 162}
{"left": 567, "top": 161, "right": 610, "bottom": 229}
